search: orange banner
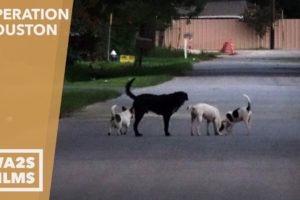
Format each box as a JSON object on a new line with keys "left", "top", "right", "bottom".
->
{"left": 0, "top": 1, "right": 73, "bottom": 199}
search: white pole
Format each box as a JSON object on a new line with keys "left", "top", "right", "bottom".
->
{"left": 184, "top": 38, "right": 187, "bottom": 59}
{"left": 107, "top": 13, "right": 113, "bottom": 61}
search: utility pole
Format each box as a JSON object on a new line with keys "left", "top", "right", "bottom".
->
{"left": 270, "top": 0, "right": 275, "bottom": 49}
{"left": 107, "top": 13, "right": 113, "bottom": 61}
{"left": 281, "top": 9, "right": 285, "bottom": 48}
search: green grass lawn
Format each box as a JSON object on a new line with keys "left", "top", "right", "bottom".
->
{"left": 61, "top": 75, "right": 173, "bottom": 116}
{"left": 60, "top": 50, "right": 217, "bottom": 116}
{"left": 60, "top": 88, "right": 120, "bottom": 117}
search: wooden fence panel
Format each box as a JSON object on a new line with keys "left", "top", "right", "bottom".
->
{"left": 275, "top": 19, "right": 300, "bottom": 49}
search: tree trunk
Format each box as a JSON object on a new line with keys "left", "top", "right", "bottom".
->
{"left": 135, "top": 48, "right": 143, "bottom": 67}
{"left": 259, "top": 36, "right": 263, "bottom": 48}
{"left": 134, "top": 22, "right": 155, "bottom": 67}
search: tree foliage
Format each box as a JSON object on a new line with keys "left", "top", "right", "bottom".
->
{"left": 68, "top": 0, "right": 206, "bottom": 65}
{"left": 243, "top": 4, "right": 273, "bottom": 40}
{"left": 247, "top": 0, "right": 300, "bottom": 18}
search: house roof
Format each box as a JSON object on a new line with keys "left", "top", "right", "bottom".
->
{"left": 179, "top": 0, "right": 249, "bottom": 19}
{"left": 198, "top": 0, "right": 248, "bottom": 19}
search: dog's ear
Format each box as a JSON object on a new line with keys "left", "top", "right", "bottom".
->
{"left": 184, "top": 93, "right": 189, "bottom": 101}
{"left": 122, "top": 106, "right": 127, "bottom": 111}
{"left": 226, "top": 113, "right": 234, "bottom": 122}
{"left": 180, "top": 92, "right": 188, "bottom": 101}
{"left": 130, "top": 107, "right": 135, "bottom": 114}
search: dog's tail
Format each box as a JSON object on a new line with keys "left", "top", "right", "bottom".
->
{"left": 243, "top": 94, "right": 251, "bottom": 111}
{"left": 125, "top": 78, "right": 136, "bottom": 100}
{"left": 111, "top": 105, "right": 117, "bottom": 115}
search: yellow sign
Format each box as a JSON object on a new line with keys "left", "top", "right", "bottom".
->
{"left": 120, "top": 55, "right": 135, "bottom": 63}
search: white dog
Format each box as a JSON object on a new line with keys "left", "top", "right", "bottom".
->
{"left": 220, "top": 94, "right": 252, "bottom": 135}
{"left": 108, "top": 105, "right": 133, "bottom": 136}
{"left": 187, "top": 103, "right": 223, "bottom": 136}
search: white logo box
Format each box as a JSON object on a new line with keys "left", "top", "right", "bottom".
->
{"left": 0, "top": 149, "right": 43, "bottom": 192}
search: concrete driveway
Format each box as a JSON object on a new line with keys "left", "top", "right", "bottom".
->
{"left": 51, "top": 50, "right": 300, "bottom": 200}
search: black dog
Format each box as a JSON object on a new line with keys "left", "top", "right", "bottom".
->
{"left": 126, "top": 78, "right": 188, "bottom": 137}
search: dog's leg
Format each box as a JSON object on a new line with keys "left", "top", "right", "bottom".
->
{"left": 196, "top": 123, "right": 201, "bottom": 136}
{"left": 117, "top": 127, "right": 122, "bottom": 136}
{"left": 120, "top": 125, "right": 126, "bottom": 135}
{"left": 196, "top": 115, "right": 202, "bottom": 136}
{"left": 248, "top": 113, "right": 252, "bottom": 130}
{"left": 190, "top": 121, "right": 194, "bottom": 136}
{"left": 190, "top": 112, "right": 198, "bottom": 136}
{"left": 191, "top": 114, "right": 198, "bottom": 136}
{"left": 212, "top": 119, "right": 220, "bottom": 136}
{"left": 123, "top": 126, "right": 128, "bottom": 135}
{"left": 244, "top": 113, "right": 252, "bottom": 135}
{"left": 190, "top": 113, "right": 194, "bottom": 136}
{"left": 163, "top": 114, "right": 172, "bottom": 136}
{"left": 125, "top": 120, "right": 131, "bottom": 135}
{"left": 244, "top": 120, "right": 251, "bottom": 135}
{"left": 108, "top": 127, "right": 112, "bottom": 136}
{"left": 206, "top": 120, "right": 211, "bottom": 136}
{"left": 191, "top": 119, "right": 198, "bottom": 136}
{"left": 134, "top": 111, "right": 144, "bottom": 137}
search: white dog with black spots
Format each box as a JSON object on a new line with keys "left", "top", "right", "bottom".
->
{"left": 108, "top": 105, "right": 133, "bottom": 136}
{"left": 220, "top": 94, "right": 252, "bottom": 135}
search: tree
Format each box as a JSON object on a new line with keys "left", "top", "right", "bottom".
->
{"left": 243, "top": 4, "right": 273, "bottom": 48}
{"left": 113, "top": 0, "right": 206, "bottom": 67}
{"left": 277, "top": 0, "right": 300, "bottom": 18}
{"left": 247, "top": 0, "right": 300, "bottom": 18}
{"left": 68, "top": 0, "right": 206, "bottom": 65}
{"left": 68, "top": 0, "right": 111, "bottom": 61}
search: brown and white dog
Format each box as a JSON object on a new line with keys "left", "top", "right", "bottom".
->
{"left": 187, "top": 103, "right": 223, "bottom": 136}
{"left": 220, "top": 94, "right": 252, "bottom": 135}
{"left": 108, "top": 105, "right": 134, "bottom": 136}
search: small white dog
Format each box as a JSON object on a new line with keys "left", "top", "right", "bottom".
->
{"left": 108, "top": 105, "right": 134, "bottom": 136}
{"left": 220, "top": 94, "right": 252, "bottom": 135}
{"left": 187, "top": 103, "right": 223, "bottom": 136}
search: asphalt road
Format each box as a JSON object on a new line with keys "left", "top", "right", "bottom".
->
{"left": 51, "top": 50, "right": 300, "bottom": 200}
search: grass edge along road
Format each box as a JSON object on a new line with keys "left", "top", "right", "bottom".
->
{"left": 60, "top": 50, "right": 217, "bottom": 117}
